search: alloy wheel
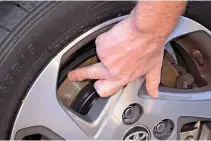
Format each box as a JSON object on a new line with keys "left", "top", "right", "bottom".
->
{"left": 10, "top": 16, "right": 211, "bottom": 140}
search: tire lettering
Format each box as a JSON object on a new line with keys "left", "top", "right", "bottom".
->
{"left": 12, "top": 63, "right": 23, "bottom": 72}
{"left": 21, "top": 54, "right": 27, "bottom": 60}
{"left": 28, "top": 44, "right": 35, "bottom": 55}
{"left": 5, "top": 74, "right": 15, "bottom": 84}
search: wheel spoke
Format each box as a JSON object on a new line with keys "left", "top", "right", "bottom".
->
{"left": 166, "top": 17, "right": 211, "bottom": 43}
{"left": 10, "top": 55, "right": 90, "bottom": 140}
{"left": 95, "top": 78, "right": 145, "bottom": 139}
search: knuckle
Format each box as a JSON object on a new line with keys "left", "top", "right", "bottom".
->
{"left": 151, "top": 75, "right": 160, "bottom": 83}
{"left": 96, "top": 47, "right": 106, "bottom": 62}
{"left": 95, "top": 34, "right": 104, "bottom": 47}
{"left": 119, "top": 73, "right": 130, "bottom": 81}
{"left": 89, "top": 66, "right": 102, "bottom": 79}
{"left": 88, "top": 70, "right": 96, "bottom": 79}
{"left": 96, "top": 50, "right": 105, "bottom": 61}
{"left": 109, "top": 67, "right": 119, "bottom": 78}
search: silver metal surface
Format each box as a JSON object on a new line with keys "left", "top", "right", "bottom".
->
{"left": 180, "top": 121, "right": 201, "bottom": 140}
{"left": 10, "top": 16, "right": 211, "bottom": 140}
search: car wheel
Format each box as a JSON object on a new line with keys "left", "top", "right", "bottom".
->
{"left": 0, "top": 1, "right": 211, "bottom": 140}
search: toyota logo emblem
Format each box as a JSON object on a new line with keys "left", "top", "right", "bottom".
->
{"left": 123, "top": 126, "right": 150, "bottom": 141}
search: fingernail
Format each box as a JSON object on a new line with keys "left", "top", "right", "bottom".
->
{"left": 94, "top": 81, "right": 108, "bottom": 97}
{"left": 94, "top": 82, "right": 101, "bottom": 93}
{"left": 151, "top": 90, "right": 159, "bottom": 98}
{"left": 67, "top": 72, "right": 74, "bottom": 81}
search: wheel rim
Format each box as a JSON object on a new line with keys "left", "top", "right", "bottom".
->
{"left": 10, "top": 16, "right": 211, "bottom": 140}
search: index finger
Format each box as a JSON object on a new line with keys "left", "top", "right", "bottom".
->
{"left": 68, "top": 63, "right": 111, "bottom": 81}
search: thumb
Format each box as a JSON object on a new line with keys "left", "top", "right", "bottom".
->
{"left": 68, "top": 63, "right": 110, "bottom": 81}
{"left": 145, "top": 67, "right": 161, "bottom": 97}
{"left": 94, "top": 80, "right": 124, "bottom": 97}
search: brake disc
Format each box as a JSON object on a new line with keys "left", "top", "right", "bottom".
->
{"left": 57, "top": 56, "right": 99, "bottom": 114}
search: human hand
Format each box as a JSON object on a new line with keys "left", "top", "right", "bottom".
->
{"left": 68, "top": 2, "right": 184, "bottom": 97}
{"left": 68, "top": 16, "right": 164, "bottom": 97}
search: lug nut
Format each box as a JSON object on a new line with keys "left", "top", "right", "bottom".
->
{"left": 122, "top": 103, "right": 143, "bottom": 125}
{"left": 153, "top": 119, "right": 174, "bottom": 140}
{"left": 123, "top": 106, "right": 135, "bottom": 119}
{"left": 176, "top": 73, "right": 194, "bottom": 89}
{"left": 154, "top": 121, "right": 166, "bottom": 134}
{"left": 190, "top": 83, "right": 198, "bottom": 89}
{"left": 191, "top": 49, "right": 204, "bottom": 66}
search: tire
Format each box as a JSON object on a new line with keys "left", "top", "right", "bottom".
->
{"left": 0, "top": 1, "right": 209, "bottom": 139}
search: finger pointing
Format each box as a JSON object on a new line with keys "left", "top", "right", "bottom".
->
{"left": 68, "top": 63, "right": 110, "bottom": 81}
{"left": 145, "top": 67, "right": 161, "bottom": 97}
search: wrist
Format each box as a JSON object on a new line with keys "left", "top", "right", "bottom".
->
{"left": 131, "top": 1, "right": 186, "bottom": 40}
{"left": 129, "top": 14, "right": 166, "bottom": 44}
